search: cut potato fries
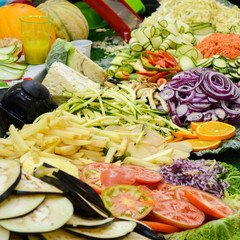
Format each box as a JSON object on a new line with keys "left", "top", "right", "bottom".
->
{"left": 0, "top": 110, "right": 192, "bottom": 176}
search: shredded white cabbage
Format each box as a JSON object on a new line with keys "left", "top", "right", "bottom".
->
{"left": 142, "top": 0, "right": 240, "bottom": 34}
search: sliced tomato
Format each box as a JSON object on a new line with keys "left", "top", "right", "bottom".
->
{"left": 80, "top": 162, "right": 119, "bottom": 193}
{"left": 101, "top": 185, "right": 154, "bottom": 220}
{"left": 151, "top": 189, "right": 175, "bottom": 202}
{"left": 174, "top": 186, "right": 195, "bottom": 201}
{"left": 100, "top": 166, "right": 136, "bottom": 187}
{"left": 157, "top": 182, "right": 175, "bottom": 192}
{"left": 122, "top": 165, "right": 163, "bottom": 184}
{"left": 152, "top": 199, "right": 205, "bottom": 229}
{"left": 185, "top": 188, "right": 235, "bottom": 219}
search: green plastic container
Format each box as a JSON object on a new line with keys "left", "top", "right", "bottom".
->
{"left": 74, "top": 1, "right": 108, "bottom": 30}
{"left": 125, "top": 0, "right": 146, "bottom": 15}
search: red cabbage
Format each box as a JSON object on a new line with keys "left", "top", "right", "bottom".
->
{"left": 159, "top": 158, "right": 230, "bottom": 198}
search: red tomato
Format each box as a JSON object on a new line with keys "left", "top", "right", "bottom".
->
{"left": 157, "top": 182, "right": 175, "bottom": 192}
{"left": 80, "top": 162, "right": 119, "bottom": 193}
{"left": 152, "top": 199, "right": 205, "bottom": 229}
{"left": 101, "top": 185, "right": 154, "bottom": 220}
{"left": 100, "top": 166, "right": 136, "bottom": 187}
{"left": 185, "top": 188, "right": 235, "bottom": 219}
{"left": 151, "top": 189, "right": 175, "bottom": 202}
{"left": 174, "top": 186, "right": 195, "bottom": 201}
{"left": 122, "top": 165, "right": 163, "bottom": 184}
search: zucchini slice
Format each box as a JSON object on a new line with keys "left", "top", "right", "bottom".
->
{"left": 212, "top": 58, "right": 227, "bottom": 69}
{"left": 0, "top": 194, "right": 45, "bottom": 220}
{"left": 65, "top": 214, "right": 114, "bottom": 228}
{"left": 15, "top": 171, "right": 63, "bottom": 195}
{"left": 0, "top": 160, "right": 21, "bottom": 203}
{"left": 40, "top": 229, "right": 81, "bottom": 240}
{"left": 179, "top": 55, "right": 196, "bottom": 71}
{"left": 0, "top": 226, "right": 10, "bottom": 240}
{"left": 0, "top": 68, "right": 22, "bottom": 80}
{"left": 64, "top": 220, "right": 137, "bottom": 240}
{"left": 0, "top": 62, "right": 27, "bottom": 70}
{"left": 0, "top": 196, "right": 74, "bottom": 233}
{"left": 0, "top": 45, "right": 16, "bottom": 55}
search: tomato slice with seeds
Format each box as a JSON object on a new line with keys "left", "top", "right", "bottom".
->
{"left": 174, "top": 186, "right": 196, "bottom": 201}
{"left": 152, "top": 199, "right": 205, "bottom": 229}
{"left": 101, "top": 185, "right": 154, "bottom": 220}
{"left": 100, "top": 166, "right": 136, "bottom": 187}
{"left": 122, "top": 165, "right": 163, "bottom": 184}
{"left": 80, "top": 162, "right": 119, "bottom": 193}
{"left": 157, "top": 182, "right": 175, "bottom": 192}
{"left": 185, "top": 188, "right": 235, "bottom": 219}
{"left": 151, "top": 189, "right": 175, "bottom": 202}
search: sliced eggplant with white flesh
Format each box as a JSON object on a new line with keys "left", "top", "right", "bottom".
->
{"left": 0, "top": 194, "right": 45, "bottom": 220}
{"left": 0, "top": 196, "right": 73, "bottom": 233}
{"left": 15, "top": 170, "right": 63, "bottom": 195}
{"left": 0, "top": 226, "right": 10, "bottom": 240}
{"left": 64, "top": 220, "right": 137, "bottom": 240}
{"left": 40, "top": 229, "right": 85, "bottom": 240}
{"left": 65, "top": 214, "right": 114, "bottom": 228}
{"left": 122, "top": 232, "right": 154, "bottom": 240}
{"left": 0, "top": 160, "right": 21, "bottom": 203}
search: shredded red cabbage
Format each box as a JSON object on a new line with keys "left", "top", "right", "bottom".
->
{"left": 158, "top": 68, "right": 240, "bottom": 126}
{"left": 159, "top": 158, "right": 230, "bottom": 198}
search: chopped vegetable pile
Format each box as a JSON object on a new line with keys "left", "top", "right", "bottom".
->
{"left": 159, "top": 67, "right": 240, "bottom": 126}
{"left": 196, "top": 33, "right": 240, "bottom": 59}
{"left": 159, "top": 159, "right": 230, "bottom": 198}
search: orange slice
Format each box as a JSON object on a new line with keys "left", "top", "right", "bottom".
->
{"left": 190, "top": 122, "right": 203, "bottom": 131}
{"left": 185, "top": 139, "right": 221, "bottom": 152}
{"left": 196, "top": 121, "right": 236, "bottom": 141}
{"left": 172, "top": 130, "right": 198, "bottom": 139}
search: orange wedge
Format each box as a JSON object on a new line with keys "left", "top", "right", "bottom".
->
{"left": 190, "top": 122, "right": 203, "bottom": 131}
{"left": 185, "top": 139, "right": 222, "bottom": 152}
{"left": 196, "top": 121, "right": 236, "bottom": 141}
{"left": 172, "top": 130, "right": 198, "bottom": 139}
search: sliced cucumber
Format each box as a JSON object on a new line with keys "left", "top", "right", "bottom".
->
{"left": 176, "top": 44, "right": 194, "bottom": 56}
{"left": 64, "top": 220, "right": 137, "bottom": 240}
{"left": 0, "top": 65, "right": 24, "bottom": 75}
{"left": 1, "top": 56, "right": 18, "bottom": 63}
{"left": 0, "top": 44, "right": 16, "bottom": 55}
{"left": 228, "top": 61, "right": 237, "bottom": 68}
{"left": 0, "top": 53, "right": 10, "bottom": 61}
{"left": 179, "top": 55, "right": 196, "bottom": 71}
{"left": 0, "top": 160, "right": 21, "bottom": 203}
{"left": 150, "top": 36, "right": 162, "bottom": 50}
{"left": 196, "top": 58, "right": 212, "bottom": 67}
{"left": 212, "top": 58, "right": 227, "bottom": 69}
{"left": 0, "top": 68, "right": 23, "bottom": 80}
{"left": 0, "top": 196, "right": 74, "bottom": 233}
{"left": 0, "top": 194, "right": 45, "bottom": 219}
{"left": 0, "top": 62, "right": 27, "bottom": 70}
{"left": 15, "top": 170, "right": 63, "bottom": 195}
{"left": 65, "top": 215, "right": 114, "bottom": 228}
{"left": 229, "top": 72, "right": 240, "bottom": 79}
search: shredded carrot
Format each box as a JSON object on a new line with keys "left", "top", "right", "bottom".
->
{"left": 196, "top": 33, "right": 240, "bottom": 59}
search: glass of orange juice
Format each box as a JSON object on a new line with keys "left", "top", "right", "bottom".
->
{"left": 20, "top": 16, "right": 53, "bottom": 65}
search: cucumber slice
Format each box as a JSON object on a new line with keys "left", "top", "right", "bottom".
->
{"left": 176, "top": 45, "right": 194, "bottom": 56}
{"left": 192, "top": 26, "right": 215, "bottom": 35}
{"left": 0, "top": 196, "right": 74, "bottom": 233}
{"left": 15, "top": 170, "right": 63, "bottom": 195}
{"left": 0, "top": 65, "right": 24, "bottom": 75}
{"left": 0, "top": 53, "right": 10, "bottom": 61}
{"left": 150, "top": 36, "right": 162, "bottom": 50}
{"left": 1, "top": 56, "right": 18, "bottom": 63}
{"left": 0, "top": 160, "right": 21, "bottom": 203}
{"left": 64, "top": 220, "right": 137, "bottom": 240}
{"left": 65, "top": 214, "right": 114, "bottom": 228}
{"left": 0, "top": 194, "right": 45, "bottom": 219}
{"left": 229, "top": 72, "right": 240, "bottom": 79}
{"left": 212, "top": 58, "right": 227, "bottom": 69}
{"left": 0, "top": 62, "right": 27, "bottom": 70}
{"left": 235, "top": 59, "right": 240, "bottom": 67}
{"left": 179, "top": 55, "right": 196, "bottom": 71}
{"left": 228, "top": 61, "right": 237, "bottom": 68}
{"left": 0, "top": 68, "right": 23, "bottom": 80}
{"left": 196, "top": 58, "right": 212, "bottom": 67}
{"left": 0, "top": 44, "right": 16, "bottom": 55}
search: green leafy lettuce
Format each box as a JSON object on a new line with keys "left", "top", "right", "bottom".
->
{"left": 164, "top": 214, "right": 240, "bottom": 240}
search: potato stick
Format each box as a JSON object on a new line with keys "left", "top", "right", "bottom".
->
{"left": 142, "top": 148, "right": 174, "bottom": 161}
{"left": 0, "top": 147, "right": 16, "bottom": 157}
{"left": 105, "top": 147, "right": 117, "bottom": 163}
{"left": 9, "top": 125, "right": 29, "bottom": 153}
{"left": 25, "top": 140, "right": 36, "bottom": 147}
{"left": 91, "top": 128, "right": 121, "bottom": 143}
{"left": 34, "top": 133, "right": 44, "bottom": 140}
{"left": 55, "top": 145, "right": 80, "bottom": 156}
{"left": 74, "top": 158, "right": 95, "bottom": 165}
{"left": 42, "top": 145, "right": 56, "bottom": 154}
{"left": 0, "top": 138, "right": 14, "bottom": 145}
{"left": 62, "top": 138, "right": 92, "bottom": 146}
{"left": 66, "top": 152, "right": 84, "bottom": 159}
{"left": 80, "top": 149, "right": 104, "bottom": 160}
{"left": 20, "top": 118, "right": 48, "bottom": 139}
{"left": 39, "top": 151, "right": 71, "bottom": 161}
{"left": 146, "top": 156, "right": 174, "bottom": 166}
{"left": 123, "top": 157, "right": 160, "bottom": 171}
{"left": 115, "top": 136, "right": 128, "bottom": 157}
{"left": 61, "top": 110, "right": 87, "bottom": 125}
{"left": 89, "top": 139, "right": 108, "bottom": 148}
{"left": 20, "top": 151, "right": 32, "bottom": 163}
{"left": 83, "top": 145, "right": 103, "bottom": 152}
{"left": 13, "top": 143, "right": 23, "bottom": 155}
{"left": 47, "top": 129, "right": 83, "bottom": 140}
{"left": 64, "top": 127, "right": 92, "bottom": 137}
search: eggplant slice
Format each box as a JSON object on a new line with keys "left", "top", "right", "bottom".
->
{"left": 0, "top": 226, "right": 10, "bottom": 240}
{"left": 0, "top": 160, "right": 21, "bottom": 203}
{"left": 65, "top": 214, "right": 114, "bottom": 228}
{"left": 40, "top": 229, "right": 85, "bottom": 240}
{"left": 0, "top": 194, "right": 45, "bottom": 220}
{"left": 0, "top": 196, "right": 73, "bottom": 233}
{"left": 64, "top": 220, "right": 137, "bottom": 240}
{"left": 15, "top": 171, "right": 63, "bottom": 195}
